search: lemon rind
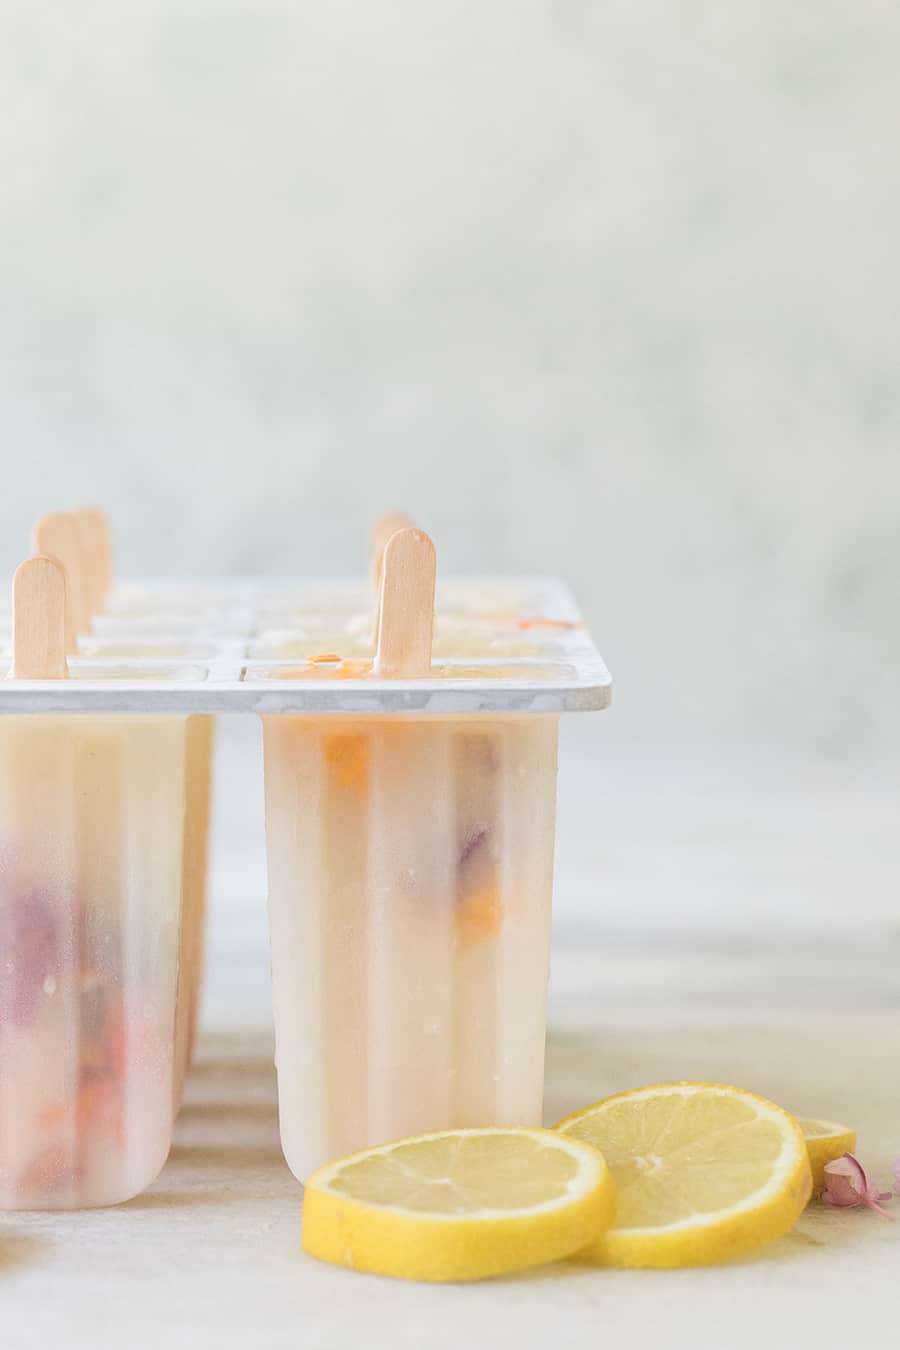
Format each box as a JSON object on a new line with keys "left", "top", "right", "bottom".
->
{"left": 302, "top": 1126, "right": 617, "bottom": 1282}
{"left": 796, "top": 1116, "right": 855, "bottom": 1141}
{"left": 555, "top": 1082, "right": 812, "bottom": 1268}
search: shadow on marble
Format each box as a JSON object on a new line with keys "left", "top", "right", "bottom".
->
{"left": 177, "top": 1099, "right": 278, "bottom": 1125}
{"left": 722, "top": 1206, "right": 871, "bottom": 1265}
{"left": 167, "top": 1142, "right": 285, "bottom": 1170}
{"left": 188, "top": 1054, "right": 276, "bottom": 1085}
{"left": 124, "top": 1186, "right": 251, "bottom": 1212}
{"left": 0, "top": 1232, "right": 48, "bottom": 1272}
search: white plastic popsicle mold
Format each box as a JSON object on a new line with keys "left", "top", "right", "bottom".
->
{"left": 0, "top": 712, "right": 189, "bottom": 1207}
{"left": 0, "top": 576, "right": 611, "bottom": 715}
{"left": 0, "top": 566, "right": 611, "bottom": 1199}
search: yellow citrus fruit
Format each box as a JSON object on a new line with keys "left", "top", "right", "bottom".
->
{"left": 556, "top": 1083, "right": 812, "bottom": 1267}
{"left": 302, "top": 1126, "right": 616, "bottom": 1282}
{"left": 795, "top": 1117, "right": 857, "bottom": 1195}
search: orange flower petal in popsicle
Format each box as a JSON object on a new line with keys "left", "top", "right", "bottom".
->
{"left": 516, "top": 617, "right": 581, "bottom": 632}
{"left": 323, "top": 732, "right": 369, "bottom": 793}
{"left": 457, "top": 885, "right": 504, "bottom": 940}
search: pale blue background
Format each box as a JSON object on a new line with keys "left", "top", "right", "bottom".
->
{"left": 1, "top": 2, "right": 898, "bottom": 758}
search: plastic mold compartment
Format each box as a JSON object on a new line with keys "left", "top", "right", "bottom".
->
{"left": 0, "top": 576, "right": 610, "bottom": 715}
{"left": 0, "top": 575, "right": 610, "bottom": 1198}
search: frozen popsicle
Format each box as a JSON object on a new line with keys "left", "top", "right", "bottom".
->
{"left": 64, "top": 518, "right": 214, "bottom": 1114}
{"left": 263, "top": 529, "right": 560, "bottom": 1181}
{"left": 172, "top": 713, "right": 215, "bottom": 1111}
{"left": 0, "top": 557, "right": 186, "bottom": 1209}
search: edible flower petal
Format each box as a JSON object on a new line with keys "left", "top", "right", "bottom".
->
{"left": 823, "top": 1154, "right": 895, "bottom": 1219}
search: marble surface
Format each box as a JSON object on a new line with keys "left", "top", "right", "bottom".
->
{"left": 2, "top": 722, "right": 897, "bottom": 1347}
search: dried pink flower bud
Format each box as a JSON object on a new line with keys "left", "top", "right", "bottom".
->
{"left": 823, "top": 1154, "right": 894, "bottom": 1220}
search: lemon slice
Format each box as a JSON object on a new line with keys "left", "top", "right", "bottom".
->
{"left": 301, "top": 1126, "right": 615, "bottom": 1282}
{"left": 795, "top": 1116, "right": 857, "bottom": 1194}
{"left": 556, "top": 1083, "right": 811, "bottom": 1267}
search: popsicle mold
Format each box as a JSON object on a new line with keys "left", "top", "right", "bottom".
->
{"left": 0, "top": 715, "right": 186, "bottom": 1208}
{"left": 0, "top": 572, "right": 611, "bottom": 1202}
{"left": 173, "top": 714, "right": 215, "bottom": 1112}
{"left": 263, "top": 712, "right": 559, "bottom": 1182}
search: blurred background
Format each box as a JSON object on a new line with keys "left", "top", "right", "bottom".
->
{"left": 3, "top": 0, "right": 898, "bottom": 760}
{"left": 1, "top": 2, "right": 898, "bottom": 1030}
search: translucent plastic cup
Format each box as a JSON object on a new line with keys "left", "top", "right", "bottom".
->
{"left": 0, "top": 716, "right": 186, "bottom": 1209}
{"left": 60, "top": 666, "right": 215, "bottom": 1116}
{"left": 173, "top": 715, "right": 215, "bottom": 1111}
{"left": 262, "top": 713, "right": 559, "bottom": 1182}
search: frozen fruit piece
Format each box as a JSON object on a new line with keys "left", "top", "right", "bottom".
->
{"left": 516, "top": 618, "right": 581, "bottom": 631}
{"left": 78, "top": 1077, "right": 125, "bottom": 1147}
{"left": 17, "top": 1144, "right": 74, "bottom": 1198}
{"left": 323, "top": 733, "right": 369, "bottom": 792}
{"left": 457, "top": 886, "right": 504, "bottom": 939}
{"left": 312, "top": 659, "right": 372, "bottom": 680}
{"left": 0, "top": 891, "right": 60, "bottom": 1027}
{"left": 35, "top": 1100, "right": 71, "bottom": 1131}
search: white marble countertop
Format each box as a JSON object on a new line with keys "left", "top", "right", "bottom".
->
{"left": 2, "top": 723, "right": 898, "bottom": 1348}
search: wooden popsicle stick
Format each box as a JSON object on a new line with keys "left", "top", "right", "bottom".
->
{"left": 80, "top": 507, "right": 112, "bottom": 602}
{"left": 72, "top": 510, "right": 101, "bottom": 619}
{"left": 31, "top": 512, "right": 90, "bottom": 646}
{"left": 375, "top": 527, "right": 436, "bottom": 677}
{"left": 371, "top": 512, "right": 414, "bottom": 587}
{"left": 11, "top": 556, "right": 69, "bottom": 679}
{"left": 371, "top": 511, "right": 414, "bottom": 635}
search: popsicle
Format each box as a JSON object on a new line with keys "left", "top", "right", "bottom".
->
{"left": 263, "top": 528, "right": 559, "bottom": 1182}
{"left": 172, "top": 713, "right": 215, "bottom": 1111}
{"left": 56, "top": 511, "right": 213, "bottom": 1115}
{"left": 0, "top": 556, "right": 186, "bottom": 1208}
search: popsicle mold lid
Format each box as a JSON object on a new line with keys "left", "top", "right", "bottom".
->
{"left": 0, "top": 576, "right": 611, "bottom": 715}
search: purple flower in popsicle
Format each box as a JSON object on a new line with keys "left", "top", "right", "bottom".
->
{"left": 822, "top": 1154, "right": 894, "bottom": 1220}
{"left": 0, "top": 891, "right": 60, "bottom": 1027}
{"left": 459, "top": 826, "right": 490, "bottom": 869}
